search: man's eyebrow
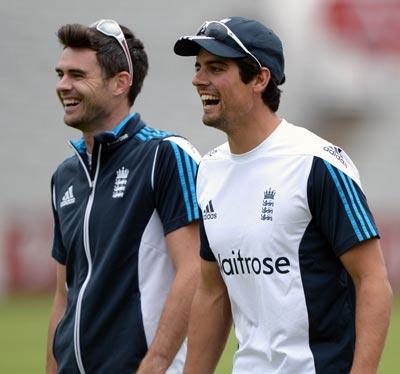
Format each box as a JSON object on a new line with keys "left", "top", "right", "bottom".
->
{"left": 55, "top": 67, "right": 86, "bottom": 75}
{"left": 208, "top": 59, "right": 229, "bottom": 65}
{"left": 195, "top": 59, "right": 229, "bottom": 67}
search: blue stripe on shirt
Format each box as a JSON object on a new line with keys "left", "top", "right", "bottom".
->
{"left": 346, "top": 175, "right": 377, "bottom": 237}
{"left": 170, "top": 142, "right": 192, "bottom": 221}
{"left": 184, "top": 151, "right": 199, "bottom": 219}
{"left": 339, "top": 170, "right": 370, "bottom": 239}
{"left": 135, "top": 126, "right": 172, "bottom": 141}
{"left": 135, "top": 132, "right": 147, "bottom": 141}
{"left": 323, "top": 160, "right": 364, "bottom": 241}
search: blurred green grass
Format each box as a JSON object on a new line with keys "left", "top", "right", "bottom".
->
{"left": 0, "top": 295, "right": 51, "bottom": 374}
{"left": 0, "top": 295, "right": 398, "bottom": 373}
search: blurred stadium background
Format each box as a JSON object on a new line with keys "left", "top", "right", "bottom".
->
{"left": 0, "top": 0, "right": 399, "bottom": 372}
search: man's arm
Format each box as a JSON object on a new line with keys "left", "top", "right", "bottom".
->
{"left": 340, "top": 238, "right": 392, "bottom": 374}
{"left": 184, "top": 259, "right": 232, "bottom": 374}
{"left": 46, "top": 263, "right": 67, "bottom": 374}
{"left": 137, "top": 221, "right": 200, "bottom": 374}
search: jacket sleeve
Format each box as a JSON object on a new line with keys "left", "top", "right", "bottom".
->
{"left": 153, "top": 138, "right": 201, "bottom": 235}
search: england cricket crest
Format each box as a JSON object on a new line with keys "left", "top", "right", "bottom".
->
{"left": 260, "top": 188, "right": 276, "bottom": 221}
{"left": 112, "top": 167, "right": 129, "bottom": 198}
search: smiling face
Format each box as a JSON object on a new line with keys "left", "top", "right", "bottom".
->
{"left": 55, "top": 47, "right": 115, "bottom": 132}
{"left": 192, "top": 49, "right": 257, "bottom": 133}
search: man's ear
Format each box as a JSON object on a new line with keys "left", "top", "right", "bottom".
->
{"left": 112, "top": 71, "right": 132, "bottom": 96}
{"left": 253, "top": 67, "right": 270, "bottom": 93}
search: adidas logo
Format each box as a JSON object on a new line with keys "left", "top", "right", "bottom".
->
{"left": 203, "top": 200, "right": 217, "bottom": 220}
{"left": 323, "top": 145, "right": 348, "bottom": 168}
{"left": 60, "top": 185, "right": 75, "bottom": 208}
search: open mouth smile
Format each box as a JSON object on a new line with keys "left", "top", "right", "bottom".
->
{"left": 200, "top": 94, "right": 220, "bottom": 110}
{"left": 62, "top": 98, "right": 81, "bottom": 113}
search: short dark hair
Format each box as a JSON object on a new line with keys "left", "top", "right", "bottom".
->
{"left": 235, "top": 58, "right": 282, "bottom": 112}
{"left": 57, "top": 23, "right": 148, "bottom": 106}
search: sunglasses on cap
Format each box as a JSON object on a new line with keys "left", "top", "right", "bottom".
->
{"left": 90, "top": 19, "right": 133, "bottom": 86}
{"left": 196, "top": 21, "right": 262, "bottom": 69}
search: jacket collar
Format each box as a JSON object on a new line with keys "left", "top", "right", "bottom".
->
{"left": 70, "top": 112, "right": 144, "bottom": 155}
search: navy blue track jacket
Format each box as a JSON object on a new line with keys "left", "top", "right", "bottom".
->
{"left": 51, "top": 113, "right": 200, "bottom": 373}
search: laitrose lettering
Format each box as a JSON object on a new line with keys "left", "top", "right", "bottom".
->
{"left": 217, "top": 250, "right": 291, "bottom": 276}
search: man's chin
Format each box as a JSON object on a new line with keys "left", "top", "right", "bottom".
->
{"left": 64, "top": 116, "right": 84, "bottom": 130}
{"left": 202, "top": 114, "right": 217, "bottom": 127}
{"left": 202, "top": 115, "right": 223, "bottom": 130}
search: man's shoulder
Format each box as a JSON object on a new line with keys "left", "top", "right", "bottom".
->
{"left": 161, "top": 136, "right": 202, "bottom": 163}
{"left": 282, "top": 120, "right": 360, "bottom": 184}
{"left": 278, "top": 120, "right": 330, "bottom": 151}
{"left": 196, "top": 143, "right": 229, "bottom": 193}
{"left": 202, "top": 142, "right": 230, "bottom": 162}
{"left": 133, "top": 123, "right": 172, "bottom": 144}
{"left": 132, "top": 124, "right": 200, "bottom": 159}
{"left": 52, "top": 154, "right": 79, "bottom": 177}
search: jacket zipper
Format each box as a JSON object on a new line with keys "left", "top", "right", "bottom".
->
{"left": 70, "top": 143, "right": 102, "bottom": 374}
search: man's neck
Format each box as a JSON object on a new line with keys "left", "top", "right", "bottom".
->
{"left": 83, "top": 110, "right": 131, "bottom": 153}
{"left": 227, "top": 106, "right": 281, "bottom": 155}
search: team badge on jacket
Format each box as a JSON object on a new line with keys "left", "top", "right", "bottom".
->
{"left": 112, "top": 167, "right": 129, "bottom": 198}
{"left": 260, "top": 188, "right": 276, "bottom": 221}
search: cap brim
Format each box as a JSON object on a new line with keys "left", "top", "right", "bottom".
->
{"left": 174, "top": 36, "right": 246, "bottom": 59}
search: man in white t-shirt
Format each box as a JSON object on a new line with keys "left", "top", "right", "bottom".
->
{"left": 174, "top": 16, "right": 392, "bottom": 374}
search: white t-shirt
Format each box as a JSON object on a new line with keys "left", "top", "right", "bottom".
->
{"left": 197, "top": 119, "right": 378, "bottom": 374}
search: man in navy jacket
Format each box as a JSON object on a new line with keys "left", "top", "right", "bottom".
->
{"left": 47, "top": 19, "right": 200, "bottom": 374}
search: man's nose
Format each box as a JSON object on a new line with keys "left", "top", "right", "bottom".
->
{"left": 56, "top": 74, "right": 72, "bottom": 92}
{"left": 192, "top": 69, "right": 209, "bottom": 87}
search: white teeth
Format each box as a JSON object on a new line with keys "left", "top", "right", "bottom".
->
{"left": 200, "top": 94, "right": 219, "bottom": 101}
{"left": 63, "top": 99, "right": 80, "bottom": 106}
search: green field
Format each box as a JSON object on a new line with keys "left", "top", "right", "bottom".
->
{"left": 0, "top": 295, "right": 399, "bottom": 373}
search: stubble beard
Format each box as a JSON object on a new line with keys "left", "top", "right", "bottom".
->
{"left": 202, "top": 112, "right": 231, "bottom": 134}
{"left": 64, "top": 114, "right": 85, "bottom": 130}
{"left": 63, "top": 102, "right": 107, "bottom": 132}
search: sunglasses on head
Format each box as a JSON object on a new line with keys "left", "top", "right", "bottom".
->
{"left": 197, "top": 21, "right": 262, "bottom": 69}
{"left": 91, "top": 19, "right": 133, "bottom": 86}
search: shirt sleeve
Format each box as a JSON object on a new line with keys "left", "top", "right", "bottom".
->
{"left": 153, "top": 138, "right": 200, "bottom": 234}
{"left": 307, "top": 156, "right": 380, "bottom": 257}
{"left": 199, "top": 212, "right": 216, "bottom": 261}
{"left": 51, "top": 176, "right": 67, "bottom": 264}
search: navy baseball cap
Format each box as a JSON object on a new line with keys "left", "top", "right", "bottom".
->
{"left": 174, "top": 16, "right": 285, "bottom": 85}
